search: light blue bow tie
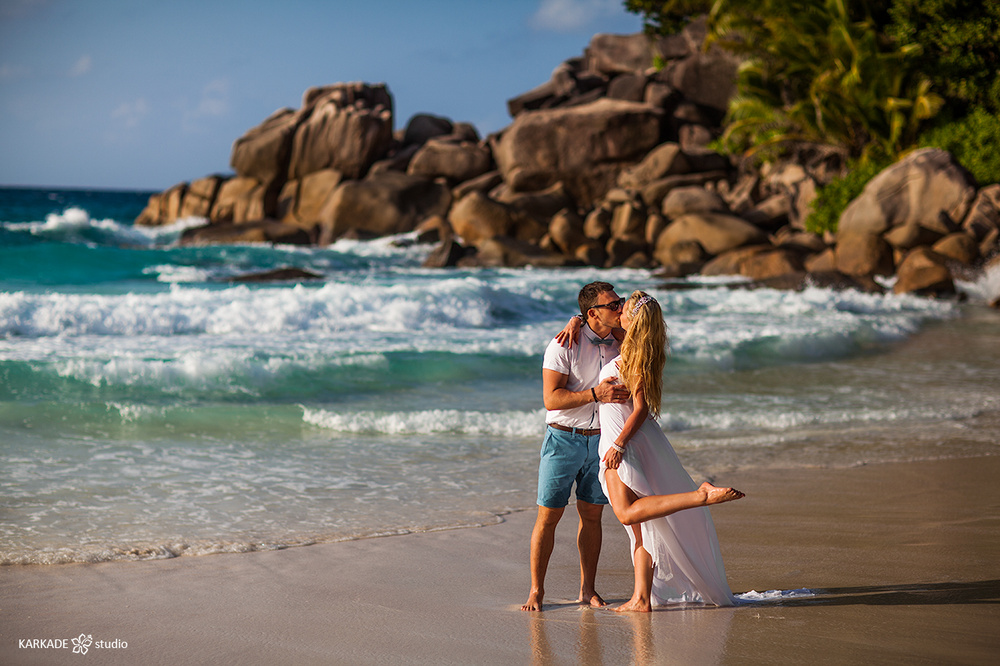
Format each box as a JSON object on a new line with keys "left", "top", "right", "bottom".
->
{"left": 591, "top": 337, "right": 614, "bottom": 346}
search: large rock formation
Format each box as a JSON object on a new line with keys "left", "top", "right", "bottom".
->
{"left": 838, "top": 149, "right": 976, "bottom": 238}
{"left": 288, "top": 83, "right": 394, "bottom": 181}
{"left": 407, "top": 135, "right": 492, "bottom": 184}
{"left": 492, "top": 98, "right": 664, "bottom": 208}
{"left": 134, "top": 23, "right": 999, "bottom": 293}
{"left": 230, "top": 108, "right": 300, "bottom": 187}
{"left": 316, "top": 171, "right": 451, "bottom": 244}
{"left": 832, "top": 149, "right": 982, "bottom": 292}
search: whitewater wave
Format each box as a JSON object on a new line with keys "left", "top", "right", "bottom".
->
{"left": 955, "top": 259, "right": 1000, "bottom": 305}
{"left": 0, "top": 275, "right": 956, "bottom": 360}
{"left": 0, "top": 279, "right": 505, "bottom": 339}
{"left": 300, "top": 387, "right": 997, "bottom": 440}
{"left": 660, "top": 392, "right": 998, "bottom": 435}
{"left": 2, "top": 206, "right": 206, "bottom": 247}
{"left": 302, "top": 406, "right": 547, "bottom": 438}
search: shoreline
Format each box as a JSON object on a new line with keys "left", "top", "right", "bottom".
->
{"left": 3, "top": 454, "right": 999, "bottom": 664}
{"left": 6, "top": 442, "right": 1000, "bottom": 567}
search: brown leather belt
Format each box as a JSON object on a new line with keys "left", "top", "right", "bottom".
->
{"left": 548, "top": 423, "right": 600, "bottom": 436}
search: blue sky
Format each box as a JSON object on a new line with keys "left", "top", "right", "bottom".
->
{"left": 0, "top": 0, "right": 642, "bottom": 190}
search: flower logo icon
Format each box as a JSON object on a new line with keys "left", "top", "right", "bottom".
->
{"left": 72, "top": 634, "right": 93, "bottom": 655}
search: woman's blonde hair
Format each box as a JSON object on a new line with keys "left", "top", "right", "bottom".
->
{"left": 618, "top": 291, "right": 667, "bottom": 417}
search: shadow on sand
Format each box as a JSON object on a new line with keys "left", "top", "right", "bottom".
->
{"left": 523, "top": 581, "right": 1000, "bottom": 665}
{"left": 769, "top": 579, "right": 1000, "bottom": 607}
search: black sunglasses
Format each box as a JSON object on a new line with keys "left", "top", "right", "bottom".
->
{"left": 592, "top": 297, "right": 625, "bottom": 311}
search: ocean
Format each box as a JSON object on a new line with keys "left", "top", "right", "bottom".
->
{"left": 2, "top": 185, "right": 998, "bottom": 565}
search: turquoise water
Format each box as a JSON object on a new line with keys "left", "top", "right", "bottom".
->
{"left": 2, "top": 186, "right": 999, "bottom": 564}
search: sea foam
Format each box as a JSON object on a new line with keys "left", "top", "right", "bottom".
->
{"left": 956, "top": 260, "right": 1000, "bottom": 305}
{"left": 3, "top": 206, "right": 205, "bottom": 247}
{"left": 302, "top": 406, "right": 546, "bottom": 438}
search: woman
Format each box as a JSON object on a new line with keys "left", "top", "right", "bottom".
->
{"left": 599, "top": 291, "right": 743, "bottom": 612}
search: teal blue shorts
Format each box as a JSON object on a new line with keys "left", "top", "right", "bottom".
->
{"left": 536, "top": 426, "right": 608, "bottom": 508}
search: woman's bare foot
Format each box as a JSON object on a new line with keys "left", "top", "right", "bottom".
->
{"left": 579, "top": 591, "right": 607, "bottom": 608}
{"left": 699, "top": 482, "right": 745, "bottom": 505}
{"left": 614, "top": 596, "right": 652, "bottom": 613}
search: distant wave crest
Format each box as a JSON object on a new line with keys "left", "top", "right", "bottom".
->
{"left": 3, "top": 206, "right": 204, "bottom": 247}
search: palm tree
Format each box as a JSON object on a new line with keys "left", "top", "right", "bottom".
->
{"left": 706, "top": 0, "right": 942, "bottom": 162}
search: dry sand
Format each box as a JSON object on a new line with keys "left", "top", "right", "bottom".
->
{"left": 2, "top": 455, "right": 999, "bottom": 665}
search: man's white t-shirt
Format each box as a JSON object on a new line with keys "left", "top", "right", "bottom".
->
{"left": 542, "top": 323, "right": 620, "bottom": 430}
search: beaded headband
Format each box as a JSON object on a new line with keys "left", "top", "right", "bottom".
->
{"left": 631, "top": 295, "right": 653, "bottom": 315}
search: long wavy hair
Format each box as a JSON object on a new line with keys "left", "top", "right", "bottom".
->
{"left": 618, "top": 291, "right": 668, "bottom": 417}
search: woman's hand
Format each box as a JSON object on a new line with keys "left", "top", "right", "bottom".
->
{"left": 602, "top": 446, "right": 623, "bottom": 470}
{"left": 554, "top": 316, "right": 582, "bottom": 348}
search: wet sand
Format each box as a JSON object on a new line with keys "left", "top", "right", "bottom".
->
{"left": 2, "top": 455, "right": 999, "bottom": 665}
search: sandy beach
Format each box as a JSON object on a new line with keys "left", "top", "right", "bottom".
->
{"left": 2, "top": 454, "right": 999, "bottom": 665}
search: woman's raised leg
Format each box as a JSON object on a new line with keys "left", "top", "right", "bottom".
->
{"left": 603, "top": 468, "right": 743, "bottom": 527}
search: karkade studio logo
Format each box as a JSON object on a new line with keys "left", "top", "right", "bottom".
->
{"left": 18, "top": 633, "right": 126, "bottom": 655}
{"left": 72, "top": 634, "right": 92, "bottom": 655}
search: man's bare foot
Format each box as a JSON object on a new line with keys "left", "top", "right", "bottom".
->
{"left": 700, "top": 482, "right": 745, "bottom": 505}
{"left": 579, "top": 591, "right": 606, "bottom": 608}
{"left": 521, "top": 590, "right": 543, "bottom": 612}
{"left": 614, "top": 596, "right": 652, "bottom": 613}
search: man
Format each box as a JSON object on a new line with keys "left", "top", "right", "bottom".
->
{"left": 521, "top": 281, "right": 628, "bottom": 612}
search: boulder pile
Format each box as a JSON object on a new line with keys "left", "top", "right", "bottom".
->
{"left": 135, "top": 20, "right": 999, "bottom": 297}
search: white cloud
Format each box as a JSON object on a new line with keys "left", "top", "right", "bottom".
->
{"left": 69, "top": 55, "right": 92, "bottom": 77}
{"left": 111, "top": 98, "right": 150, "bottom": 129}
{"left": 180, "top": 79, "right": 231, "bottom": 133}
{"left": 194, "top": 79, "right": 230, "bottom": 118}
{"left": 530, "top": 0, "right": 621, "bottom": 32}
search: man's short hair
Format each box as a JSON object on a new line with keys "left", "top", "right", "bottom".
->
{"left": 578, "top": 281, "right": 615, "bottom": 317}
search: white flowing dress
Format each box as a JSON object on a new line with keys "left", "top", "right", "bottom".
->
{"left": 598, "top": 357, "right": 737, "bottom": 607}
